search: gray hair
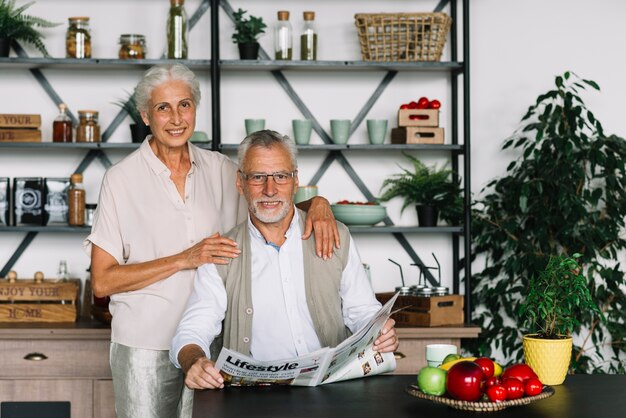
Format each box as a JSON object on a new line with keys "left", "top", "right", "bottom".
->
{"left": 134, "top": 64, "right": 201, "bottom": 112}
{"left": 238, "top": 130, "right": 298, "bottom": 171}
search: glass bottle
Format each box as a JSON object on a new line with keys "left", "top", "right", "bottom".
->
{"left": 53, "top": 103, "right": 73, "bottom": 143}
{"left": 66, "top": 17, "right": 91, "bottom": 58}
{"left": 68, "top": 173, "right": 85, "bottom": 226}
{"left": 119, "top": 34, "right": 146, "bottom": 59}
{"left": 167, "top": 0, "right": 188, "bottom": 59}
{"left": 300, "top": 11, "right": 317, "bottom": 61}
{"left": 274, "top": 11, "right": 292, "bottom": 60}
{"left": 76, "top": 110, "right": 100, "bottom": 143}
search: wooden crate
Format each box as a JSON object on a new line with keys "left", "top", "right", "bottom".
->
{"left": 398, "top": 109, "right": 439, "bottom": 127}
{"left": 0, "top": 129, "right": 42, "bottom": 142}
{"left": 0, "top": 279, "right": 80, "bottom": 322}
{"left": 376, "top": 292, "right": 464, "bottom": 327}
{"left": 391, "top": 127, "right": 444, "bottom": 144}
{"left": 0, "top": 114, "right": 41, "bottom": 129}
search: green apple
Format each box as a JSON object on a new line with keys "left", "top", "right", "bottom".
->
{"left": 442, "top": 353, "right": 462, "bottom": 364}
{"left": 417, "top": 366, "right": 447, "bottom": 396}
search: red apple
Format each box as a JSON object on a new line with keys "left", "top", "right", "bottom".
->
{"left": 502, "top": 363, "right": 538, "bottom": 383}
{"left": 446, "top": 361, "right": 486, "bottom": 401}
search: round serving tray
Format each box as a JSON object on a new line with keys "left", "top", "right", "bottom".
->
{"left": 405, "top": 384, "right": 555, "bottom": 412}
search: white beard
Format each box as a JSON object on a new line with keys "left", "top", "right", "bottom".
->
{"left": 250, "top": 198, "right": 291, "bottom": 223}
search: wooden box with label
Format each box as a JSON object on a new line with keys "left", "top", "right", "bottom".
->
{"left": 391, "top": 127, "right": 445, "bottom": 144}
{"left": 376, "top": 292, "right": 464, "bottom": 327}
{"left": 0, "top": 274, "right": 80, "bottom": 322}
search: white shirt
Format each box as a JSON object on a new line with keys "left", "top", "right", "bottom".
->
{"left": 84, "top": 139, "right": 247, "bottom": 350}
{"left": 171, "top": 210, "right": 381, "bottom": 366}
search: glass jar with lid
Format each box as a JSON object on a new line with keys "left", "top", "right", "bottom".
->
{"left": 118, "top": 34, "right": 146, "bottom": 59}
{"left": 76, "top": 110, "right": 100, "bottom": 143}
{"left": 66, "top": 17, "right": 91, "bottom": 58}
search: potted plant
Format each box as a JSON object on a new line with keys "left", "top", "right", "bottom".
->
{"left": 378, "top": 152, "right": 462, "bottom": 226}
{"left": 519, "top": 253, "right": 602, "bottom": 385}
{"left": 0, "top": 0, "right": 60, "bottom": 57}
{"left": 114, "top": 92, "right": 151, "bottom": 143}
{"left": 468, "top": 72, "right": 626, "bottom": 375}
{"left": 231, "top": 8, "right": 266, "bottom": 60}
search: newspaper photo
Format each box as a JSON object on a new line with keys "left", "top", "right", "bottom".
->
{"left": 214, "top": 292, "right": 399, "bottom": 387}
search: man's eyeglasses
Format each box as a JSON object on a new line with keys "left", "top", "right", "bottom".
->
{"left": 239, "top": 171, "right": 297, "bottom": 185}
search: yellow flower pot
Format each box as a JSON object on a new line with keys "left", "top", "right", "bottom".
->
{"left": 523, "top": 334, "right": 573, "bottom": 385}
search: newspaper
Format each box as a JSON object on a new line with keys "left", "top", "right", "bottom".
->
{"left": 214, "top": 292, "right": 399, "bottom": 387}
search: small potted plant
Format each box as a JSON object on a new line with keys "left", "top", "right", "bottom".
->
{"left": 114, "top": 92, "right": 151, "bottom": 143}
{"left": 231, "top": 8, "right": 266, "bottom": 60}
{"left": 0, "top": 0, "right": 60, "bottom": 57}
{"left": 519, "top": 253, "right": 603, "bottom": 385}
{"left": 378, "top": 152, "right": 462, "bottom": 226}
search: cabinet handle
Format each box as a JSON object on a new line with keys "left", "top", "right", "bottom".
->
{"left": 394, "top": 351, "right": 406, "bottom": 360}
{"left": 24, "top": 352, "right": 48, "bottom": 361}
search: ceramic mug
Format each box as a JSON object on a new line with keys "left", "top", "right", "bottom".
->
{"left": 425, "top": 344, "right": 458, "bottom": 367}
{"left": 330, "top": 119, "right": 351, "bottom": 144}
{"left": 294, "top": 185, "right": 318, "bottom": 204}
{"left": 292, "top": 119, "right": 313, "bottom": 145}
{"left": 245, "top": 119, "right": 265, "bottom": 135}
{"left": 367, "top": 119, "right": 388, "bottom": 145}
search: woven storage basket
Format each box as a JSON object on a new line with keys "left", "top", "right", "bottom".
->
{"left": 354, "top": 13, "right": 451, "bottom": 62}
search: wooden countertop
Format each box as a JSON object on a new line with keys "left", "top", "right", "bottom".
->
{"left": 396, "top": 325, "right": 481, "bottom": 339}
{"left": 0, "top": 317, "right": 111, "bottom": 340}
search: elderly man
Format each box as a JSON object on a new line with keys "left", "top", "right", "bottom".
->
{"left": 170, "top": 130, "right": 398, "bottom": 389}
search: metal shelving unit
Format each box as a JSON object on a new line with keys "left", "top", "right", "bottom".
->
{"left": 1, "top": 0, "right": 472, "bottom": 321}
{"left": 212, "top": 0, "right": 471, "bottom": 319}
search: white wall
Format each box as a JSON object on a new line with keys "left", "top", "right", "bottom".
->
{"left": 1, "top": 0, "right": 624, "bottom": 296}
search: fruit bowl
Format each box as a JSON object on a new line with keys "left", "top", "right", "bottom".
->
{"left": 330, "top": 203, "right": 387, "bottom": 226}
{"left": 405, "top": 385, "right": 555, "bottom": 412}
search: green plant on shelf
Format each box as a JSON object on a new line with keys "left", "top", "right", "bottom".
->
{"left": 113, "top": 91, "right": 143, "bottom": 125}
{"left": 231, "top": 8, "right": 266, "bottom": 44}
{"left": 0, "top": 0, "right": 60, "bottom": 56}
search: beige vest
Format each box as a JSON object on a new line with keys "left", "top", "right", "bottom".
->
{"left": 211, "top": 209, "right": 351, "bottom": 359}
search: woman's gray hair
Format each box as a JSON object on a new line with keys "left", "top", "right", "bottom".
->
{"left": 238, "top": 130, "right": 298, "bottom": 171}
{"left": 134, "top": 64, "right": 201, "bottom": 112}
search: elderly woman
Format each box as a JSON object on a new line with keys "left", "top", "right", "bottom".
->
{"left": 85, "top": 64, "right": 339, "bottom": 418}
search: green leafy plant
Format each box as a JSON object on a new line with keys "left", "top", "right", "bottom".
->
{"left": 231, "top": 8, "right": 266, "bottom": 44}
{"left": 0, "top": 0, "right": 60, "bottom": 56}
{"left": 468, "top": 72, "right": 626, "bottom": 373}
{"left": 520, "top": 253, "right": 602, "bottom": 339}
{"left": 378, "top": 152, "right": 462, "bottom": 224}
{"left": 113, "top": 91, "right": 143, "bottom": 125}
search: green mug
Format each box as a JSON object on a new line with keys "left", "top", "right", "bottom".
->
{"left": 367, "top": 119, "right": 388, "bottom": 144}
{"left": 292, "top": 119, "right": 313, "bottom": 145}
{"left": 245, "top": 119, "right": 265, "bottom": 135}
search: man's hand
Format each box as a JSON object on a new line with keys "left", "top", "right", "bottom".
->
{"left": 180, "top": 233, "right": 241, "bottom": 268}
{"left": 373, "top": 318, "right": 398, "bottom": 353}
{"left": 300, "top": 196, "right": 340, "bottom": 260}
{"left": 184, "top": 357, "right": 225, "bottom": 390}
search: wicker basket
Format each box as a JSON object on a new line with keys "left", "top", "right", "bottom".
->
{"left": 354, "top": 13, "right": 452, "bottom": 62}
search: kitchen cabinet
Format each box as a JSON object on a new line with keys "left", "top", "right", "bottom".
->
{"left": 0, "top": 321, "right": 113, "bottom": 418}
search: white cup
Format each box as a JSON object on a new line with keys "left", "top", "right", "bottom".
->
{"left": 425, "top": 344, "right": 458, "bottom": 367}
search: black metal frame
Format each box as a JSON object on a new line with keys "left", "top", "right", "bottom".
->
{"left": 1, "top": 0, "right": 472, "bottom": 323}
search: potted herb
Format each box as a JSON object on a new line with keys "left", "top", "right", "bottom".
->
{"left": 0, "top": 0, "right": 60, "bottom": 57}
{"left": 114, "top": 92, "right": 151, "bottom": 143}
{"left": 378, "top": 152, "right": 462, "bottom": 226}
{"left": 231, "top": 8, "right": 266, "bottom": 60}
{"left": 519, "top": 254, "right": 602, "bottom": 385}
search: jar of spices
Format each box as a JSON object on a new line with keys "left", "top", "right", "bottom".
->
{"left": 66, "top": 17, "right": 91, "bottom": 58}
{"left": 76, "top": 110, "right": 100, "bottom": 143}
{"left": 118, "top": 34, "right": 146, "bottom": 59}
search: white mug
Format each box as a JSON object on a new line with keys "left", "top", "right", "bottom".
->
{"left": 425, "top": 344, "right": 458, "bottom": 367}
